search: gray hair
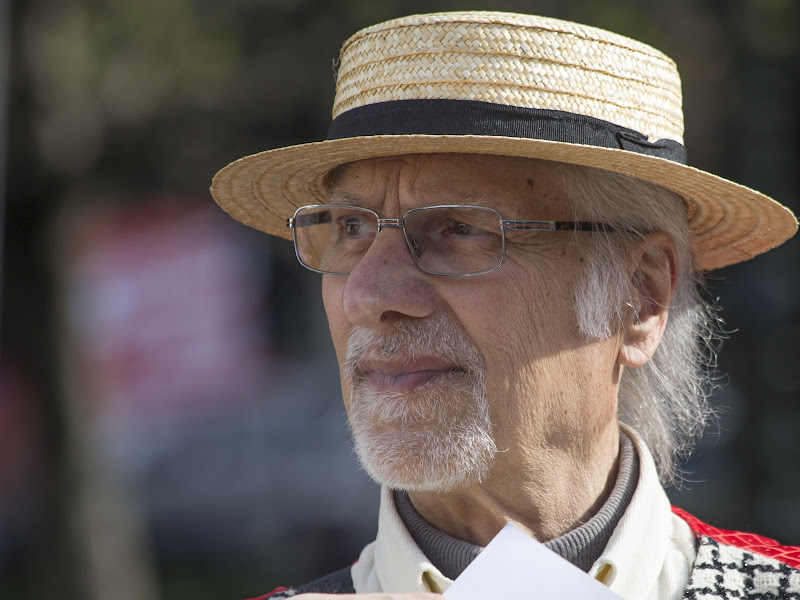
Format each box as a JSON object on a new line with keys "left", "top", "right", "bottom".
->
{"left": 556, "top": 162, "right": 719, "bottom": 485}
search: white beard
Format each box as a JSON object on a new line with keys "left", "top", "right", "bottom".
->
{"left": 344, "top": 314, "right": 497, "bottom": 492}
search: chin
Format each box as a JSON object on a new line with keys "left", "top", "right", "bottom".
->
{"left": 350, "top": 414, "right": 497, "bottom": 493}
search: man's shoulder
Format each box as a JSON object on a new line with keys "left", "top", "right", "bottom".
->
{"left": 672, "top": 506, "right": 800, "bottom": 568}
{"left": 673, "top": 506, "right": 800, "bottom": 598}
{"left": 244, "top": 565, "right": 355, "bottom": 599}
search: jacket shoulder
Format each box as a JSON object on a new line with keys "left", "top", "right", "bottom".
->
{"left": 244, "top": 565, "right": 355, "bottom": 599}
{"left": 674, "top": 506, "right": 800, "bottom": 599}
{"left": 673, "top": 505, "right": 800, "bottom": 569}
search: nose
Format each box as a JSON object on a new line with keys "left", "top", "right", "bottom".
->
{"left": 341, "top": 227, "right": 437, "bottom": 328}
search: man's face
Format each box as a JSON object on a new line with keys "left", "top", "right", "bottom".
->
{"left": 321, "top": 154, "right": 623, "bottom": 492}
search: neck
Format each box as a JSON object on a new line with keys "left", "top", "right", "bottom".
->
{"left": 407, "top": 423, "right": 620, "bottom": 546}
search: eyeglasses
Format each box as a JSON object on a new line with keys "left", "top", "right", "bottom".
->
{"left": 287, "top": 204, "right": 614, "bottom": 277}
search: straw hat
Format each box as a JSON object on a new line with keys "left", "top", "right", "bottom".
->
{"left": 211, "top": 11, "right": 796, "bottom": 270}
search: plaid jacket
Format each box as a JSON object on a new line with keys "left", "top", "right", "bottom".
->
{"left": 674, "top": 507, "right": 800, "bottom": 599}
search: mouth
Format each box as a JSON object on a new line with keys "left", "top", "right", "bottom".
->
{"left": 366, "top": 369, "right": 461, "bottom": 392}
{"left": 357, "top": 356, "right": 463, "bottom": 392}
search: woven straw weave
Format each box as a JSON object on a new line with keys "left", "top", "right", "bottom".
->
{"left": 334, "top": 13, "right": 684, "bottom": 143}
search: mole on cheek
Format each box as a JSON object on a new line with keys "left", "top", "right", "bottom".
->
{"left": 526, "top": 178, "right": 534, "bottom": 188}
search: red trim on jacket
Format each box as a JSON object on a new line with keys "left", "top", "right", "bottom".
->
{"left": 672, "top": 505, "right": 800, "bottom": 569}
{"left": 245, "top": 587, "right": 290, "bottom": 600}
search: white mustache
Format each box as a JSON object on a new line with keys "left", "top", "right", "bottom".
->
{"left": 344, "top": 313, "right": 485, "bottom": 380}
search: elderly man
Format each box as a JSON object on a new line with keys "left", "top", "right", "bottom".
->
{"left": 211, "top": 11, "right": 799, "bottom": 600}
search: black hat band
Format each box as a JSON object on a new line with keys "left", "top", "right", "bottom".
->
{"left": 327, "top": 99, "right": 687, "bottom": 164}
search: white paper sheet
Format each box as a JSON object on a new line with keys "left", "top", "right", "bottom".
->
{"left": 443, "top": 523, "right": 622, "bottom": 600}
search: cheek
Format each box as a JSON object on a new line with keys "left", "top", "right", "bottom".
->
{"left": 459, "top": 260, "right": 579, "bottom": 362}
{"left": 322, "top": 274, "right": 344, "bottom": 326}
{"left": 322, "top": 277, "right": 359, "bottom": 413}
{"left": 454, "top": 258, "right": 586, "bottom": 413}
{"left": 322, "top": 276, "right": 351, "bottom": 368}
{"left": 440, "top": 278, "right": 535, "bottom": 404}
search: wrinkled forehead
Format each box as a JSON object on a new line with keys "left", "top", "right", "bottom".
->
{"left": 323, "top": 153, "right": 576, "bottom": 220}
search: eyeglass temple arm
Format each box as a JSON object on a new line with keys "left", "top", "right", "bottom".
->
{"left": 501, "top": 220, "right": 618, "bottom": 233}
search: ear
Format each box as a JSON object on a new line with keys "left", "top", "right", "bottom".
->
{"left": 618, "top": 232, "right": 678, "bottom": 368}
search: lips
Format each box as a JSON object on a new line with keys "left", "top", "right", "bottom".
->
{"left": 358, "top": 356, "right": 461, "bottom": 392}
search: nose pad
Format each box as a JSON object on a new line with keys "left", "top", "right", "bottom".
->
{"left": 407, "top": 234, "right": 422, "bottom": 258}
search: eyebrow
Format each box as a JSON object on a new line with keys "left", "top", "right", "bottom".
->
{"left": 325, "top": 189, "right": 364, "bottom": 207}
{"left": 458, "top": 191, "right": 491, "bottom": 207}
{"left": 325, "top": 188, "right": 489, "bottom": 209}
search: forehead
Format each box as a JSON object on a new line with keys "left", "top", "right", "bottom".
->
{"left": 326, "top": 153, "right": 573, "bottom": 218}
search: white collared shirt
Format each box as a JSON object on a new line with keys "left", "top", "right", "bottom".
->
{"left": 350, "top": 428, "right": 697, "bottom": 599}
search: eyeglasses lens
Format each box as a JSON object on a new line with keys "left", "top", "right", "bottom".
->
{"left": 405, "top": 207, "right": 504, "bottom": 275}
{"left": 294, "top": 206, "right": 378, "bottom": 274}
{"left": 294, "top": 205, "right": 504, "bottom": 275}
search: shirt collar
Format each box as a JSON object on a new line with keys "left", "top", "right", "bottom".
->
{"left": 588, "top": 425, "right": 673, "bottom": 597}
{"left": 373, "top": 486, "right": 453, "bottom": 593}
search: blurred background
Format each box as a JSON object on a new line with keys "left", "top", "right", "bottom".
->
{"left": 1, "top": 0, "right": 798, "bottom": 598}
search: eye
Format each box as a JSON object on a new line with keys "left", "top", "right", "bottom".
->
{"left": 437, "top": 219, "right": 476, "bottom": 237}
{"left": 443, "top": 219, "right": 488, "bottom": 237}
{"left": 452, "top": 221, "right": 473, "bottom": 235}
{"left": 344, "top": 218, "right": 359, "bottom": 235}
{"left": 342, "top": 216, "right": 368, "bottom": 237}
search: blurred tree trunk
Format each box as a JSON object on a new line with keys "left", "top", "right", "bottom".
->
{"left": 0, "top": 0, "right": 8, "bottom": 333}
{"left": 4, "top": 2, "right": 85, "bottom": 598}
{"left": 56, "top": 295, "right": 161, "bottom": 600}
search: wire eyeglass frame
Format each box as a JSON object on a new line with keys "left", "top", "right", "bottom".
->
{"left": 287, "top": 204, "right": 615, "bottom": 277}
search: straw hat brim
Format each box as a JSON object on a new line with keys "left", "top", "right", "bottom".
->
{"left": 210, "top": 134, "right": 797, "bottom": 271}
